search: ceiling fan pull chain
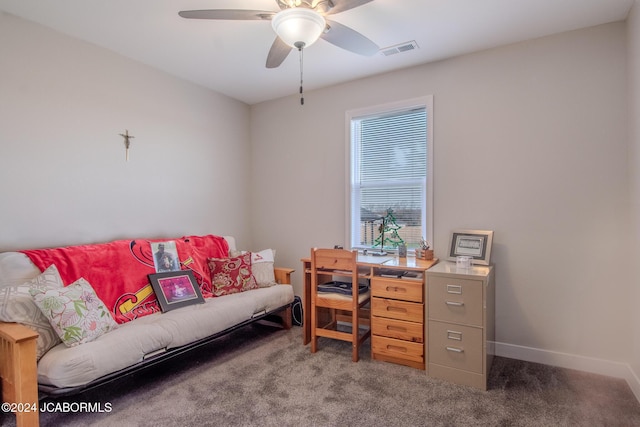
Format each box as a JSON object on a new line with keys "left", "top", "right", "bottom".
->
{"left": 298, "top": 46, "right": 304, "bottom": 105}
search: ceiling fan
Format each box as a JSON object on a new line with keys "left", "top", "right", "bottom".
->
{"left": 178, "top": 0, "right": 379, "bottom": 69}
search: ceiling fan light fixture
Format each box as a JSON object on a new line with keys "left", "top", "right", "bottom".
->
{"left": 271, "top": 8, "right": 326, "bottom": 49}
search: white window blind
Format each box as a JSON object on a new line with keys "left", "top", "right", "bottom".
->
{"left": 348, "top": 97, "right": 432, "bottom": 251}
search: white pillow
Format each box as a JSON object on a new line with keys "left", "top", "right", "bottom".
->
{"left": 251, "top": 249, "right": 277, "bottom": 288}
{"left": 0, "top": 264, "right": 63, "bottom": 360}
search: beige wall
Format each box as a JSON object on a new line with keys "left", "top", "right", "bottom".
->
{"left": 628, "top": 0, "right": 640, "bottom": 397}
{"left": 0, "top": 12, "right": 253, "bottom": 251}
{"left": 251, "top": 23, "right": 632, "bottom": 379}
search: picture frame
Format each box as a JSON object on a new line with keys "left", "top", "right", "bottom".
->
{"left": 150, "top": 240, "right": 181, "bottom": 273}
{"left": 447, "top": 229, "right": 494, "bottom": 265}
{"left": 148, "top": 270, "right": 204, "bottom": 312}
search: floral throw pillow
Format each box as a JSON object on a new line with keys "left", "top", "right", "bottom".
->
{"left": 30, "top": 277, "right": 118, "bottom": 347}
{"left": 208, "top": 253, "right": 258, "bottom": 297}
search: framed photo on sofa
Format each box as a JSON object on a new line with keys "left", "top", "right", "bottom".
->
{"left": 148, "top": 270, "right": 204, "bottom": 312}
{"left": 150, "top": 240, "right": 181, "bottom": 273}
{"left": 447, "top": 229, "right": 494, "bottom": 265}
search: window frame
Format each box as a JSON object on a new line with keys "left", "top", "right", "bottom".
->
{"left": 345, "top": 95, "right": 434, "bottom": 252}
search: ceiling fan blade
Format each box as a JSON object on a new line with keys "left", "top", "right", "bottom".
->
{"left": 178, "top": 9, "right": 275, "bottom": 20}
{"left": 266, "top": 37, "right": 293, "bottom": 68}
{"left": 321, "top": 20, "right": 379, "bottom": 56}
{"left": 325, "top": 0, "right": 374, "bottom": 15}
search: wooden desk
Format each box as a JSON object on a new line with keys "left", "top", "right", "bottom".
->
{"left": 301, "top": 254, "right": 438, "bottom": 369}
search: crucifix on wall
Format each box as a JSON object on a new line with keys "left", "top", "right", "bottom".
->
{"left": 119, "top": 130, "right": 135, "bottom": 161}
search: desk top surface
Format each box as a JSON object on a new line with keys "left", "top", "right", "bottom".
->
{"left": 302, "top": 254, "right": 438, "bottom": 271}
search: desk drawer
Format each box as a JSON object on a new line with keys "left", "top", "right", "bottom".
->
{"left": 372, "top": 335, "right": 424, "bottom": 363}
{"left": 372, "top": 297, "right": 423, "bottom": 322}
{"left": 372, "top": 316, "right": 423, "bottom": 343}
{"left": 429, "top": 321, "right": 483, "bottom": 374}
{"left": 428, "top": 276, "right": 483, "bottom": 326}
{"left": 371, "top": 277, "right": 423, "bottom": 303}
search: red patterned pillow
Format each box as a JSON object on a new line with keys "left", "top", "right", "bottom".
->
{"left": 207, "top": 253, "right": 258, "bottom": 297}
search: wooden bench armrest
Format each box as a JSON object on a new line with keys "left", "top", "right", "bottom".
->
{"left": 0, "top": 322, "right": 39, "bottom": 344}
{"left": 272, "top": 267, "right": 295, "bottom": 330}
{"left": 0, "top": 322, "right": 40, "bottom": 427}
{"left": 274, "top": 267, "right": 295, "bottom": 285}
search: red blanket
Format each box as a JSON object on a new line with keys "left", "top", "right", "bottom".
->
{"left": 21, "top": 235, "right": 228, "bottom": 324}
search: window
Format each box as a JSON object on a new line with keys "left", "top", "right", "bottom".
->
{"left": 346, "top": 96, "right": 433, "bottom": 252}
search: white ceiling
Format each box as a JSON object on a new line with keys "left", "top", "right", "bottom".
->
{"left": 0, "top": 0, "right": 634, "bottom": 105}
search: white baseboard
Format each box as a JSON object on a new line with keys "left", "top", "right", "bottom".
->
{"left": 494, "top": 341, "right": 640, "bottom": 403}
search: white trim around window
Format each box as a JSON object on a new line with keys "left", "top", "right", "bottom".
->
{"left": 344, "top": 95, "right": 434, "bottom": 252}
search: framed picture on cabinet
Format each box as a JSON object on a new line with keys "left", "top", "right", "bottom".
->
{"left": 447, "top": 229, "right": 494, "bottom": 265}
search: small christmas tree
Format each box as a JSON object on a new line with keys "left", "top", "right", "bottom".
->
{"left": 374, "top": 208, "right": 405, "bottom": 251}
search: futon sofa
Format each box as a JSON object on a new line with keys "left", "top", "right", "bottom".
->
{"left": 0, "top": 234, "right": 294, "bottom": 426}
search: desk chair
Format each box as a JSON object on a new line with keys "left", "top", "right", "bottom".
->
{"left": 310, "top": 248, "right": 371, "bottom": 362}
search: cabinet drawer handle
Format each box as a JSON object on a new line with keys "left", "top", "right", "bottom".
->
{"left": 446, "top": 346, "right": 464, "bottom": 353}
{"left": 447, "top": 285, "right": 462, "bottom": 294}
{"left": 447, "top": 330, "right": 463, "bottom": 341}
{"left": 386, "top": 286, "right": 406, "bottom": 293}
{"left": 387, "top": 345, "right": 407, "bottom": 353}
{"left": 387, "top": 306, "right": 407, "bottom": 313}
{"left": 445, "top": 301, "right": 464, "bottom": 307}
{"left": 387, "top": 325, "right": 407, "bottom": 332}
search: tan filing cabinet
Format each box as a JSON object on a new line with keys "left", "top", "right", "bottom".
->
{"left": 426, "top": 262, "right": 494, "bottom": 390}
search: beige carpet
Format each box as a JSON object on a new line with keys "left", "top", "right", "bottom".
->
{"left": 3, "top": 323, "right": 640, "bottom": 427}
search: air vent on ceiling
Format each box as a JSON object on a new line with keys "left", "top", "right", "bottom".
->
{"left": 379, "top": 40, "right": 419, "bottom": 57}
